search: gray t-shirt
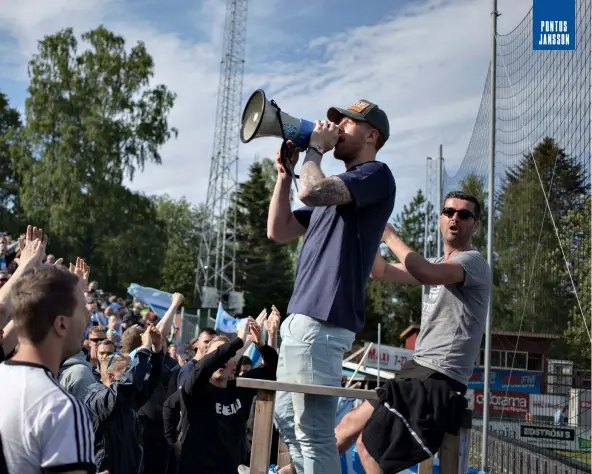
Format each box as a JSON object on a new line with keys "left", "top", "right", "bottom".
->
{"left": 413, "top": 250, "right": 490, "bottom": 387}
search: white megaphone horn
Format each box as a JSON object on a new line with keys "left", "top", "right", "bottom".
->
{"left": 240, "top": 89, "right": 315, "bottom": 149}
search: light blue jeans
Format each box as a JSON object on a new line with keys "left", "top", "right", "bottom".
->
{"left": 274, "top": 314, "right": 355, "bottom": 474}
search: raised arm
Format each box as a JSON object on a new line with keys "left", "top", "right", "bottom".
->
{"left": 267, "top": 144, "right": 309, "bottom": 243}
{"left": 155, "top": 292, "right": 184, "bottom": 345}
{"left": 182, "top": 338, "right": 244, "bottom": 396}
{"left": 370, "top": 251, "right": 420, "bottom": 285}
{"left": 382, "top": 224, "right": 466, "bottom": 286}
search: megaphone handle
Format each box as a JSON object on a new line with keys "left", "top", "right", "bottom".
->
{"left": 270, "top": 99, "right": 300, "bottom": 180}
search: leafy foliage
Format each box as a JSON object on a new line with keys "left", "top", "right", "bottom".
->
{"left": 152, "top": 195, "right": 208, "bottom": 302}
{"left": 0, "top": 92, "right": 24, "bottom": 235}
{"left": 10, "top": 26, "right": 177, "bottom": 293}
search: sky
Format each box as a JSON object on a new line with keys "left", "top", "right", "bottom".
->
{"left": 0, "top": 0, "right": 534, "bottom": 217}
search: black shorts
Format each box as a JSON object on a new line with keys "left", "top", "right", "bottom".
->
{"left": 362, "top": 361, "right": 467, "bottom": 473}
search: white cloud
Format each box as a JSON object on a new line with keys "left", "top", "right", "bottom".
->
{"left": 0, "top": 0, "right": 533, "bottom": 215}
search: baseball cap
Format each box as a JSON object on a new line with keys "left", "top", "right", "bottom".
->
{"left": 327, "top": 99, "right": 390, "bottom": 142}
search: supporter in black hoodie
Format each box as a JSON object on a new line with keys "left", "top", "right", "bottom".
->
{"left": 174, "top": 318, "right": 278, "bottom": 474}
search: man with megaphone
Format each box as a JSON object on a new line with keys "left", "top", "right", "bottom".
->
{"left": 267, "top": 99, "right": 396, "bottom": 474}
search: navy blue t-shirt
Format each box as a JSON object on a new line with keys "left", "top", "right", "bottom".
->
{"left": 287, "top": 160, "right": 396, "bottom": 333}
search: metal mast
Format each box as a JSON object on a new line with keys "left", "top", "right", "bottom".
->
{"left": 195, "top": 0, "right": 248, "bottom": 312}
{"left": 481, "top": 0, "right": 498, "bottom": 470}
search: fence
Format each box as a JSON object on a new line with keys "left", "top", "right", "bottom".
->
{"left": 466, "top": 380, "right": 591, "bottom": 473}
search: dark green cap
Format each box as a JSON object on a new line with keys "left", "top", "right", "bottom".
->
{"left": 327, "top": 99, "right": 390, "bottom": 142}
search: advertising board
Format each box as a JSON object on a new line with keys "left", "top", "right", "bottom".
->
{"left": 362, "top": 343, "right": 413, "bottom": 372}
{"left": 469, "top": 368, "right": 542, "bottom": 394}
{"left": 473, "top": 390, "right": 530, "bottom": 416}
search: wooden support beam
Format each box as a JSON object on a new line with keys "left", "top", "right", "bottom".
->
{"left": 236, "top": 378, "right": 378, "bottom": 400}
{"left": 249, "top": 389, "right": 275, "bottom": 474}
{"left": 418, "top": 408, "right": 473, "bottom": 474}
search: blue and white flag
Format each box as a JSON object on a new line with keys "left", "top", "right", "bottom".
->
{"left": 215, "top": 303, "right": 242, "bottom": 333}
{"left": 127, "top": 283, "right": 172, "bottom": 319}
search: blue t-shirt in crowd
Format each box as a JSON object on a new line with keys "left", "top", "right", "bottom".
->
{"left": 287, "top": 160, "right": 396, "bottom": 333}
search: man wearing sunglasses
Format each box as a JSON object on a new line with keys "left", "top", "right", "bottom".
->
{"left": 334, "top": 191, "right": 490, "bottom": 474}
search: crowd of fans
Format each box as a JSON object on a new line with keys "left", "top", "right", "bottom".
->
{"left": 0, "top": 225, "right": 281, "bottom": 474}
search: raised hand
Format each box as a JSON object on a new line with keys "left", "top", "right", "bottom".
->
{"left": 237, "top": 317, "right": 253, "bottom": 344}
{"left": 149, "top": 325, "right": 163, "bottom": 352}
{"left": 310, "top": 120, "right": 340, "bottom": 154}
{"left": 381, "top": 222, "right": 396, "bottom": 244}
{"left": 141, "top": 325, "right": 153, "bottom": 349}
{"left": 17, "top": 225, "right": 48, "bottom": 268}
{"left": 69, "top": 257, "right": 90, "bottom": 289}
{"left": 172, "top": 292, "right": 184, "bottom": 307}
{"left": 276, "top": 140, "right": 301, "bottom": 179}
{"left": 255, "top": 308, "right": 268, "bottom": 328}
{"left": 266, "top": 305, "right": 281, "bottom": 336}
{"left": 246, "top": 320, "right": 264, "bottom": 348}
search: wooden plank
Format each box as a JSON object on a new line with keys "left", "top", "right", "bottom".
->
{"left": 236, "top": 378, "right": 379, "bottom": 400}
{"left": 277, "top": 440, "right": 291, "bottom": 468}
{"left": 249, "top": 389, "right": 275, "bottom": 474}
{"left": 417, "top": 457, "right": 433, "bottom": 474}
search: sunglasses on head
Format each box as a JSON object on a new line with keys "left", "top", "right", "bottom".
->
{"left": 441, "top": 207, "right": 475, "bottom": 221}
{"left": 106, "top": 352, "right": 121, "bottom": 370}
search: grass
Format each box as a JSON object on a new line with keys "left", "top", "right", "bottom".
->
{"left": 554, "top": 450, "right": 592, "bottom": 465}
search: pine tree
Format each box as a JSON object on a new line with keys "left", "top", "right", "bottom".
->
{"left": 494, "top": 137, "right": 588, "bottom": 334}
{"left": 459, "top": 174, "right": 488, "bottom": 254}
{"left": 562, "top": 195, "right": 591, "bottom": 368}
{"left": 231, "top": 160, "right": 295, "bottom": 317}
{"left": 375, "top": 189, "right": 436, "bottom": 345}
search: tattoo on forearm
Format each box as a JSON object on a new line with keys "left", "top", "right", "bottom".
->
{"left": 298, "top": 148, "right": 353, "bottom": 206}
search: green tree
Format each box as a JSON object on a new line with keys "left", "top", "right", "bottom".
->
{"left": 94, "top": 188, "right": 166, "bottom": 293}
{"left": 16, "top": 26, "right": 177, "bottom": 290}
{"left": 259, "top": 155, "right": 300, "bottom": 263}
{"left": 562, "top": 195, "right": 591, "bottom": 368}
{"left": 231, "top": 159, "right": 295, "bottom": 317}
{"left": 152, "top": 194, "right": 208, "bottom": 301}
{"left": 459, "top": 174, "right": 488, "bottom": 254}
{"left": 494, "top": 137, "right": 588, "bottom": 334}
{"left": 0, "top": 92, "right": 24, "bottom": 234}
{"left": 368, "top": 189, "right": 436, "bottom": 345}
{"left": 387, "top": 189, "right": 437, "bottom": 345}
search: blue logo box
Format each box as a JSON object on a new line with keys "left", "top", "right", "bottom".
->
{"left": 533, "top": 0, "right": 576, "bottom": 51}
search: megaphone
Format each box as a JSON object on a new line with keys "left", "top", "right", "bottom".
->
{"left": 240, "top": 89, "right": 315, "bottom": 149}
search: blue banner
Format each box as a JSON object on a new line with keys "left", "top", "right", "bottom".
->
{"left": 127, "top": 283, "right": 172, "bottom": 319}
{"left": 533, "top": 0, "right": 576, "bottom": 51}
{"left": 468, "top": 368, "right": 542, "bottom": 394}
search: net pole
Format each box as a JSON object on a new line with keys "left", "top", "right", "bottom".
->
{"left": 437, "top": 146, "right": 443, "bottom": 257}
{"left": 424, "top": 157, "right": 431, "bottom": 258}
{"left": 481, "top": 0, "right": 498, "bottom": 470}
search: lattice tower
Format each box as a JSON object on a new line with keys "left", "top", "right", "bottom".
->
{"left": 195, "top": 0, "right": 248, "bottom": 308}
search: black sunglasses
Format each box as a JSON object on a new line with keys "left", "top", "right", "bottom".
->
{"left": 441, "top": 207, "right": 475, "bottom": 221}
